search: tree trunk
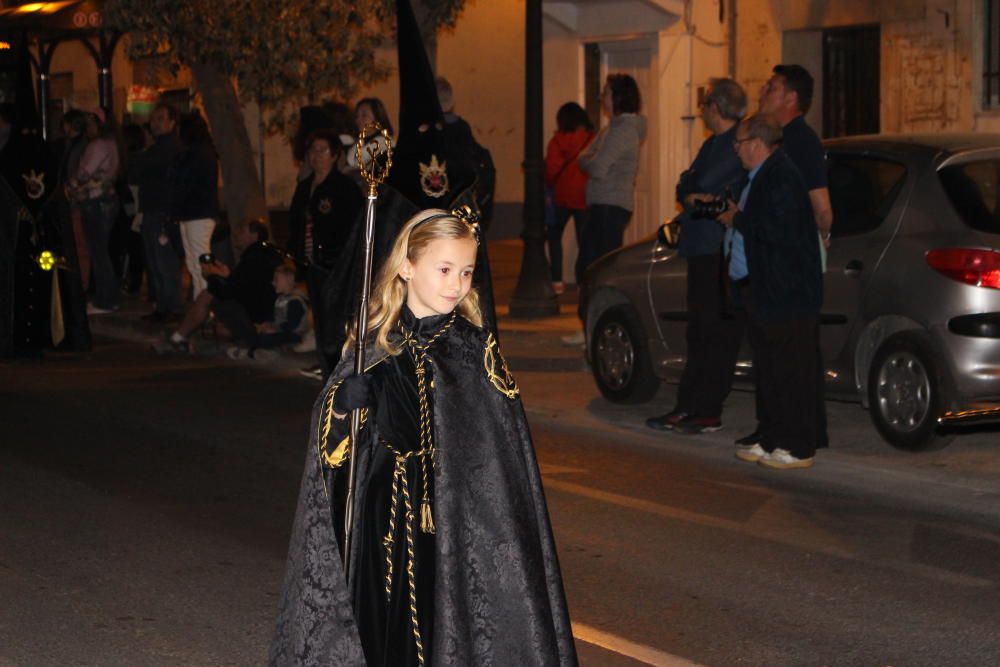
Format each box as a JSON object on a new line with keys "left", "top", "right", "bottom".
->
{"left": 189, "top": 61, "right": 268, "bottom": 234}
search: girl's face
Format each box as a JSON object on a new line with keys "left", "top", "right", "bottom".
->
{"left": 355, "top": 103, "right": 375, "bottom": 129}
{"left": 601, "top": 84, "right": 614, "bottom": 117}
{"left": 401, "top": 236, "right": 477, "bottom": 319}
{"left": 307, "top": 138, "right": 335, "bottom": 174}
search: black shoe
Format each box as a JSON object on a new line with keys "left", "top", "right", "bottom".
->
{"left": 734, "top": 429, "right": 761, "bottom": 446}
{"left": 141, "top": 310, "right": 170, "bottom": 324}
{"left": 673, "top": 416, "right": 723, "bottom": 435}
{"left": 645, "top": 411, "right": 688, "bottom": 431}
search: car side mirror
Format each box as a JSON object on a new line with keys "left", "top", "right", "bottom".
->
{"left": 657, "top": 219, "right": 680, "bottom": 248}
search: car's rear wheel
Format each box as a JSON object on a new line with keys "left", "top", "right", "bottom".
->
{"left": 867, "top": 332, "right": 955, "bottom": 451}
{"left": 590, "top": 305, "right": 660, "bottom": 404}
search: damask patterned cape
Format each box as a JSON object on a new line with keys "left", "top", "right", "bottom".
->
{"left": 270, "top": 316, "right": 579, "bottom": 666}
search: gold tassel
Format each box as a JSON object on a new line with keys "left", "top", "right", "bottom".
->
{"left": 420, "top": 500, "right": 435, "bottom": 534}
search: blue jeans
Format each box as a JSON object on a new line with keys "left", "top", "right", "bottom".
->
{"left": 575, "top": 203, "right": 631, "bottom": 282}
{"left": 140, "top": 211, "right": 182, "bottom": 314}
{"left": 80, "top": 197, "right": 121, "bottom": 309}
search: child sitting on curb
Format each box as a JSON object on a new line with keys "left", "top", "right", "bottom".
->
{"left": 227, "top": 265, "right": 309, "bottom": 360}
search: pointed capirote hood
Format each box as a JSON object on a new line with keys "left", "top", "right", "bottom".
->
{"left": 395, "top": 0, "right": 444, "bottom": 142}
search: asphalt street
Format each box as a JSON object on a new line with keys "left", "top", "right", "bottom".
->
{"left": 3, "top": 319, "right": 1000, "bottom": 666}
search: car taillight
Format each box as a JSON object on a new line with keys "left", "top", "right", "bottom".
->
{"left": 926, "top": 248, "right": 1000, "bottom": 289}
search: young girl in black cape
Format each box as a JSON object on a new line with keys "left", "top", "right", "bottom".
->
{"left": 270, "top": 209, "right": 578, "bottom": 667}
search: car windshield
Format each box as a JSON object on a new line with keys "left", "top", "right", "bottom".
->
{"left": 939, "top": 159, "right": 1000, "bottom": 234}
{"left": 828, "top": 155, "right": 907, "bottom": 238}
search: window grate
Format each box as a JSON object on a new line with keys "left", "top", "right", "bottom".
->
{"left": 985, "top": 0, "right": 1000, "bottom": 109}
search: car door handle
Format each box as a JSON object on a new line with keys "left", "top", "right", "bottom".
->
{"left": 844, "top": 259, "right": 864, "bottom": 277}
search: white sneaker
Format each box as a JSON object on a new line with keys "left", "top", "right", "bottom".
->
{"left": 561, "top": 330, "right": 585, "bottom": 346}
{"left": 758, "top": 448, "right": 815, "bottom": 470}
{"left": 735, "top": 443, "right": 768, "bottom": 463}
{"left": 226, "top": 346, "right": 251, "bottom": 360}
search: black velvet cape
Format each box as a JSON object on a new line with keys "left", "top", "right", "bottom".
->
{"left": 270, "top": 316, "right": 578, "bottom": 666}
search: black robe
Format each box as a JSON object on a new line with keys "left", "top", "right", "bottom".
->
{"left": 270, "top": 313, "right": 578, "bottom": 666}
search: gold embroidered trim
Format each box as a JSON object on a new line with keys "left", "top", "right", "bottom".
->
{"left": 317, "top": 358, "right": 387, "bottom": 470}
{"left": 484, "top": 333, "right": 519, "bottom": 399}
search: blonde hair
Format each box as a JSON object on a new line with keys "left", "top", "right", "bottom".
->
{"left": 346, "top": 209, "right": 483, "bottom": 355}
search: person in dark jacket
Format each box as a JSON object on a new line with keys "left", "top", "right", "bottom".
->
{"left": 128, "top": 102, "right": 183, "bottom": 321}
{"left": 717, "top": 113, "right": 825, "bottom": 469}
{"left": 646, "top": 78, "right": 747, "bottom": 435}
{"left": 155, "top": 220, "right": 284, "bottom": 354}
{"left": 169, "top": 110, "right": 219, "bottom": 301}
{"left": 287, "top": 129, "right": 364, "bottom": 374}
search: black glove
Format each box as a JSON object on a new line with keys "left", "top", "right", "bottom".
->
{"left": 333, "top": 373, "right": 374, "bottom": 415}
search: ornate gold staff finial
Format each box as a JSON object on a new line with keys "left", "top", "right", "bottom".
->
{"left": 356, "top": 122, "right": 394, "bottom": 198}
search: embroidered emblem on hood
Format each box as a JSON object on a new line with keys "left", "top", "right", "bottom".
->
{"left": 22, "top": 169, "right": 45, "bottom": 200}
{"left": 419, "top": 154, "right": 449, "bottom": 199}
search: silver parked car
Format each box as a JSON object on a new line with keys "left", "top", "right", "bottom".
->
{"left": 581, "top": 134, "right": 1000, "bottom": 450}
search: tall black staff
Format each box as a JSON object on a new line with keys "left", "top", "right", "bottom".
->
{"left": 343, "top": 123, "right": 393, "bottom": 576}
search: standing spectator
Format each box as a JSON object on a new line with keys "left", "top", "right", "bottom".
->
{"left": 170, "top": 110, "right": 219, "bottom": 301}
{"left": 71, "top": 108, "right": 121, "bottom": 315}
{"left": 128, "top": 102, "right": 183, "bottom": 322}
{"left": 353, "top": 97, "right": 394, "bottom": 137}
{"left": 56, "top": 110, "right": 91, "bottom": 292}
{"left": 116, "top": 122, "right": 148, "bottom": 296}
{"left": 348, "top": 97, "right": 394, "bottom": 179}
{"left": 736, "top": 63, "right": 832, "bottom": 449}
{"left": 564, "top": 73, "right": 646, "bottom": 345}
{"left": 545, "top": 102, "right": 593, "bottom": 295}
{"left": 436, "top": 76, "right": 473, "bottom": 143}
{"left": 287, "top": 129, "right": 363, "bottom": 375}
{"left": 646, "top": 79, "right": 747, "bottom": 435}
{"left": 717, "top": 114, "right": 824, "bottom": 469}
{"left": 155, "top": 220, "right": 283, "bottom": 354}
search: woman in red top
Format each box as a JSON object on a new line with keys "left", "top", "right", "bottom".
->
{"left": 544, "top": 103, "right": 594, "bottom": 294}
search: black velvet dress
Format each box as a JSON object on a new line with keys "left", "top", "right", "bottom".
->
{"left": 351, "top": 306, "right": 442, "bottom": 666}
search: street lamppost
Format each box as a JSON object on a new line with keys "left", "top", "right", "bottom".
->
{"left": 509, "top": 0, "right": 559, "bottom": 318}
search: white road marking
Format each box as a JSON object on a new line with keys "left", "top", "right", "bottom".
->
{"left": 572, "top": 622, "right": 707, "bottom": 666}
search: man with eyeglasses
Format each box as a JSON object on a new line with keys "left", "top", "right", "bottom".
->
{"left": 744, "top": 63, "right": 832, "bottom": 451}
{"left": 717, "top": 114, "right": 825, "bottom": 469}
{"left": 645, "top": 79, "right": 747, "bottom": 435}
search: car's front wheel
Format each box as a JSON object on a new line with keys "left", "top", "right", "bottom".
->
{"left": 590, "top": 305, "right": 660, "bottom": 404}
{"left": 867, "top": 332, "right": 955, "bottom": 451}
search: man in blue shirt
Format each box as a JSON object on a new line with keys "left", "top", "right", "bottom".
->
{"left": 718, "top": 114, "right": 825, "bottom": 469}
{"left": 646, "top": 79, "right": 747, "bottom": 435}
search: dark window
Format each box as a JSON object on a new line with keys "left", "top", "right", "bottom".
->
{"left": 823, "top": 25, "right": 880, "bottom": 138}
{"left": 939, "top": 159, "right": 1000, "bottom": 233}
{"left": 828, "top": 155, "right": 907, "bottom": 237}
{"left": 986, "top": 0, "right": 1000, "bottom": 109}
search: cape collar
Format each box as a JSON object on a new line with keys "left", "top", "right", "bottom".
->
{"left": 400, "top": 304, "right": 453, "bottom": 342}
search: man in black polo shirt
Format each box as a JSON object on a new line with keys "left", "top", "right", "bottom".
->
{"left": 730, "top": 63, "right": 832, "bottom": 448}
{"left": 646, "top": 78, "right": 747, "bottom": 435}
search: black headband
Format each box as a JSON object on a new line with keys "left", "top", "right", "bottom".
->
{"left": 410, "top": 205, "right": 482, "bottom": 246}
